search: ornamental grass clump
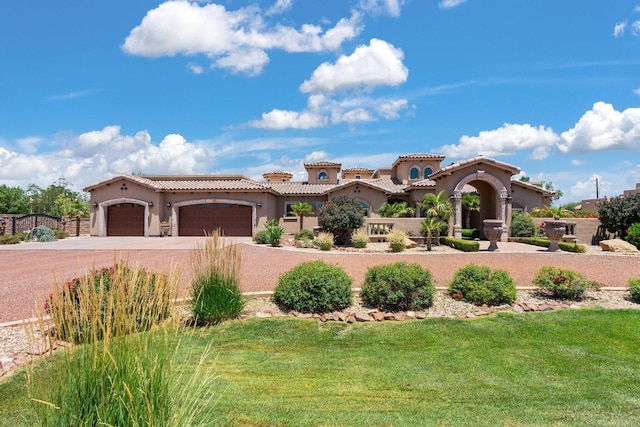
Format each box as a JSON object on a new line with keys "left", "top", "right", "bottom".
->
{"left": 315, "top": 232, "right": 334, "bottom": 251}
{"left": 533, "top": 266, "right": 602, "bottom": 300}
{"left": 273, "top": 261, "right": 353, "bottom": 313}
{"left": 387, "top": 229, "right": 407, "bottom": 252}
{"left": 45, "top": 262, "right": 173, "bottom": 344}
{"left": 361, "top": 262, "right": 435, "bottom": 311}
{"left": 352, "top": 230, "right": 369, "bottom": 248}
{"left": 25, "top": 265, "right": 216, "bottom": 426}
{"left": 190, "top": 231, "right": 244, "bottom": 325}
{"left": 448, "top": 264, "right": 516, "bottom": 306}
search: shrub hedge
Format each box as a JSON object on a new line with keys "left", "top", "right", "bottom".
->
{"left": 273, "top": 261, "right": 352, "bottom": 313}
{"left": 361, "top": 262, "right": 435, "bottom": 311}
{"left": 515, "top": 237, "right": 586, "bottom": 253}
{"left": 440, "top": 236, "right": 480, "bottom": 252}
{"left": 629, "top": 278, "right": 640, "bottom": 303}
{"left": 448, "top": 264, "right": 516, "bottom": 305}
{"left": 253, "top": 230, "right": 270, "bottom": 244}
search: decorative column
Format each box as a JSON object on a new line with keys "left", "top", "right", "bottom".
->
{"left": 499, "top": 192, "right": 509, "bottom": 241}
{"left": 453, "top": 192, "right": 463, "bottom": 239}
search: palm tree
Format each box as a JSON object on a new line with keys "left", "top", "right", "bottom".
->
{"left": 461, "top": 193, "right": 480, "bottom": 229}
{"left": 419, "top": 190, "right": 453, "bottom": 244}
{"left": 421, "top": 217, "right": 441, "bottom": 251}
{"left": 377, "top": 201, "right": 415, "bottom": 218}
{"left": 290, "top": 202, "right": 313, "bottom": 231}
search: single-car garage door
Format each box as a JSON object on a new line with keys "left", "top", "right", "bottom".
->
{"left": 107, "top": 203, "right": 145, "bottom": 236}
{"left": 179, "top": 203, "right": 252, "bottom": 236}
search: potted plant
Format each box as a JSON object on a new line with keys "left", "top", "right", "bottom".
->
{"left": 161, "top": 218, "right": 170, "bottom": 237}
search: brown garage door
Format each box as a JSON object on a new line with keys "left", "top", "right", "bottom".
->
{"left": 179, "top": 203, "right": 252, "bottom": 236}
{"left": 107, "top": 203, "right": 145, "bottom": 236}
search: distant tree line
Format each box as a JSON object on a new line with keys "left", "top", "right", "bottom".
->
{"left": 0, "top": 179, "right": 89, "bottom": 217}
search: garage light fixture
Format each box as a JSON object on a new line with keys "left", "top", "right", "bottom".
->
{"left": 166, "top": 202, "right": 172, "bottom": 208}
{"left": 257, "top": 202, "right": 262, "bottom": 208}
{"left": 93, "top": 202, "right": 98, "bottom": 208}
{"left": 148, "top": 201, "right": 153, "bottom": 207}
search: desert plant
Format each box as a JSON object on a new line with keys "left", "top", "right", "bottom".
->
{"left": 295, "top": 229, "right": 315, "bottom": 241}
{"left": 532, "top": 266, "right": 601, "bottom": 300}
{"left": 53, "top": 229, "right": 70, "bottom": 239}
{"left": 272, "top": 261, "right": 352, "bottom": 313}
{"left": 190, "top": 231, "right": 244, "bottom": 325}
{"left": 317, "top": 196, "right": 365, "bottom": 245}
{"left": 352, "top": 230, "right": 369, "bottom": 248}
{"left": 377, "top": 201, "right": 415, "bottom": 218}
{"left": 361, "top": 262, "right": 435, "bottom": 311}
{"left": 419, "top": 190, "right": 452, "bottom": 243}
{"left": 45, "top": 262, "right": 173, "bottom": 343}
{"left": 24, "top": 225, "right": 56, "bottom": 242}
{"left": 625, "top": 223, "right": 640, "bottom": 249}
{"left": 387, "top": 229, "right": 407, "bottom": 252}
{"left": 629, "top": 278, "right": 640, "bottom": 303}
{"left": 315, "top": 232, "right": 334, "bottom": 251}
{"left": 290, "top": 202, "right": 313, "bottom": 231}
{"left": 461, "top": 193, "right": 480, "bottom": 229}
{"left": 253, "top": 229, "right": 270, "bottom": 244}
{"left": 511, "top": 211, "right": 537, "bottom": 237}
{"left": 421, "top": 217, "right": 441, "bottom": 251}
{"left": 0, "top": 233, "right": 25, "bottom": 245}
{"left": 265, "top": 220, "right": 285, "bottom": 247}
{"left": 448, "top": 264, "right": 516, "bottom": 305}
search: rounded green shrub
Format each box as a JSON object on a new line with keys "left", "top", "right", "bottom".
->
{"left": 533, "top": 266, "right": 601, "bottom": 300}
{"left": 626, "top": 223, "right": 640, "bottom": 249}
{"left": 510, "top": 211, "right": 537, "bottom": 237}
{"left": 448, "top": 264, "right": 516, "bottom": 305}
{"left": 24, "top": 225, "right": 56, "bottom": 242}
{"left": 253, "top": 229, "right": 270, "bottom": 244}
{"left": 273, "top": 261, "right": 352, "bottom": 313}
{"left": 295, "top": 229, "right": 315, "bottom": 241}
{"left": 361, "top": 262, "right": 435, "bottom": 311}
{"left": 629, "top": 278, "right": 640, "bottom": 303}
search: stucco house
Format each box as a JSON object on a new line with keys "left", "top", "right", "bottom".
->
{"left": 83, "top": 154, "right": 554, "bottom": 240}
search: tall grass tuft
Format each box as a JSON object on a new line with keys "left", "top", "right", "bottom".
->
{"left": 190, "top": 230, "right": 244, "bottom": 325}
{"left": 25, "top": 264, "right": 216, "bottom": 426}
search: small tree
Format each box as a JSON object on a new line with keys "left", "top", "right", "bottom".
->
{"left": 419, "top": 190, "right": 452, "bottom": 243}
{"left": 421, "top": 217, "right": 440, "bottom": 251}
{"left": 461, "top": 193, "right": 480, "bottom": 229}
{"left": 317, "top": 196, "right": 365, "bottom": 246}
{"left": 510, "top": 211, "right": 537, "bottom": 237}
{"left": 598, "top": 194, "right": 640, "bottom": 238}
{"left": 290, "top": 202, "right": 312, "bottom": 231}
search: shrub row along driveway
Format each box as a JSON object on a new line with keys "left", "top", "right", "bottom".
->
{"left": 0, "top": 237, "right": 638, "bottom": 323}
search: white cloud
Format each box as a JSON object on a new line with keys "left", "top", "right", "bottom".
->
{"left": 633, "top": 88, "right": 640, "bottom": 96}
{"left": 266, "top": 0, "right": 294, "bottom": 16}
{"left": 439, "top": 0, "right": 467, "bottom": 9}
{"left": 122, "top": 1, "right": 362, "bottom": 75}
{"left": 635, "top": 4, "right": 640, "bottom": 13}
{"left": 187, "top": 63, "right": 205, "bottom": 74}
{"left": 304, "top": 151, "right": 330, "bottom": 163}
{"left": 613, "top": 21, "right": 627, "bottom": 37}
{"left": 375, "top": 99, "right": 409, "bottom": 119}
{"left": 17, "top": 137, "right": 42, "bottom": 154}
{"left": 568, "top": 174, "right": 611, "bottom": 202}
{"left": 357, "top": 0, "right": 405, "bottom": 17}
{"left": 570, "top": 159, "right": 587, "bottom": 166}
{"left": 300, "top": 39, "right": 408, "bottom": 93}
{"left": 558, "top": 102, "right": 640, "bottom": 153}
{"left": 633, "top": 20, "right": 640, "bottom": 36}
{"left": 437, "top": 123, "right": 560, "bottom": 160}
{"left": 249, "top": 109, "right": 327, "bottom": 129}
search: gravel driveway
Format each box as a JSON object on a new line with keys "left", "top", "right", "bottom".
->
{"left": 1, "top": 237, "right": 638, "bottom": 324}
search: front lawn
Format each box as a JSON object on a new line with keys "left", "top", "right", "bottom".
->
{"left": 2, "top": 309, "right": 640, "bottom": 426}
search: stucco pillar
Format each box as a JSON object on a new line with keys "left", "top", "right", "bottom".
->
{"left": 499, "top": 192, "right": 509, "bottom": 241}
{"left": 453, "top": 192, "right": 463, "bottom": 239}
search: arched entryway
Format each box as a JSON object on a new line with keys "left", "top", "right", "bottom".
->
{"left": 452, "top": 171, "right": 510, "bottom": 241}
{"left": 97, "top": 198, "right": 150, "bottom": 237}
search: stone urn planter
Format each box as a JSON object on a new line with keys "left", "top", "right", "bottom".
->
{"left": 543, "top": 220, "right": 566, "bottom": 252}
{"left": 482, "top": 219, "right": 503, "bottom": 251}
{"left": 161, "top": 222, "right": 170, "bottom": 237}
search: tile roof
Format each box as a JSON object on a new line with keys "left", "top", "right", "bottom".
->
{"left": 264, "top": 182, "right": 336, "bottom": 195}
{"left": 304, "top": 161, "right": 341, "bottom": 167}
{"left": 408, "top": 179, "right": 437, "bottom": 188}
{"left": 125, "top": 175, "right": 272, "bottom": 192}
{"left": 342, "top": 167, "right": 374, "bottom": 172}
{"left": 329, "top": 178, "right": 407, "bottom": 194}
{"left": 430, "top": 156, "right": 520, "bottom": 179}
{"left": 511, "top": 179, "right": 555, "bottom": 195}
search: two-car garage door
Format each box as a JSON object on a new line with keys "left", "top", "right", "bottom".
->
{"left": 178, "top": 203, "right": 252, "bottom": 236}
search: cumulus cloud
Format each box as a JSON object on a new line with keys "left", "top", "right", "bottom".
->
{"left": 634, "top": 88, "right": 640, "bottom": 96}
{"left": 249, "top": 109, "right": 327, "bottom": 130}
{"left": 568, "top": 174, "right": 611, "bottom": 202}
{"left": 300, "top": 39, "right": 408, "bottom": 93}
{"left": 633, "top": 20, "right": 640, "bottom": 36}
{"left": 558, "top": 102, "right": 640, "bottom": 153}
{"left": 613, "top": 21, "right": 627, "bottom": 37}
{"left": 266, "top": 0, "right": 294, "bottom": 16}
{"left": 437, "top": 123, "right": 560, "bottom": 160}
{"left": 122, "top": 1, "right": 362, "bottom": 75}
{"left": 357, "top": 0, "right": 405, "bottom": 17}
{"left": 439, "top": 0, "right": 467, "bottom": 9}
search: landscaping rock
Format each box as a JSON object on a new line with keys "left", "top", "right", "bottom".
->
{"left": 355, "top": 313, "right": 372, "bottom": 322}
{"left": 599, "top": 239, "right": 638, "bottom": 253}
{"left": 371, "top": 312, "right": 385, "bottom": 321}
{"left": 346, "top": 315, "right": 355, "bottom": 323}
{"left": 513, "top": 304, "right": 524, "bottom": 313}
{"left": 255, "top": 311, "right": 273, "bottom": 318}
{"left": 404, "top": 238, "right": 417, "bottom": 249}
{"left": 393, "top": 313, "right": 406, "bottom": 321}
{"left": 406, "top": 311, "right": 415, "bottom": 319}
{"left": 416, "top": 312, "right": 427, "bottom": 320}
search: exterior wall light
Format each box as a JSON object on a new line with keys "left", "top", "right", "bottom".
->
{"left": 166, "top": 202, "right": 172, "bottom": 208}
{"left": 148, "top": 201, "right": 153, "bottom": 207}
{"left": 93, "top": 202, "right": 98, "bottom": 208}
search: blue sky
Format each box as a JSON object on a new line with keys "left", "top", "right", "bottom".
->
{"left": 1, "top": 0, "right": 639, "bottom": 205}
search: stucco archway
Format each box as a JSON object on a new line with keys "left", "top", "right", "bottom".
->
{"left": 97, "top": 198, "right": 151, "bottom": 237}
{"left": 452, "top": 171, "right": 510, "bottom": 241}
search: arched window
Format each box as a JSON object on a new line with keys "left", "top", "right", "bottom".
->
{"left": 409, "top": 167, "right": 419, "bottom": 180}
{"left": 318, "top": 171, "right": 328, "bottom": 180}
{"left": 423, "top": 167, "right": 433, "bottom": 179}
{"left": 358, "top": 201, "right": 370, "bottom": 217}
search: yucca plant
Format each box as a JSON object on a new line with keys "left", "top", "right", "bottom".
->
{"left": 190, "top": 230, "right": 244, "bottom": 325}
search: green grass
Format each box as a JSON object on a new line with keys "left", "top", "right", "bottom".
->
{"left": 2, "top": 309, "right": 640, "bottom": 426}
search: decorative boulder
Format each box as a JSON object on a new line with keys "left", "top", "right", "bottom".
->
{"left": 599, "top": 239, "right": 638, "bottom": 253}
{"left": 404, "top": 237, "right": 417, "bottom": 249}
